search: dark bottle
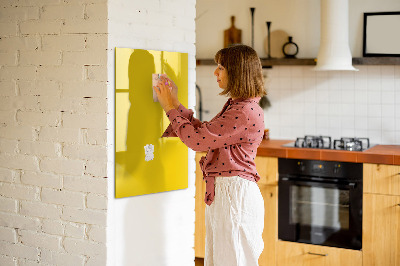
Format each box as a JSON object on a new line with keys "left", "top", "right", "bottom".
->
{"left": 282, "top": 36, "right": 299, "bottom": 58}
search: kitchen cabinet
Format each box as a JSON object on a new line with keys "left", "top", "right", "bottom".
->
{"left": 259, "top": 184, "right": 278, "bottom": 266}
{"left": 256, "top": 156, "right": 278, "bottom": 266}
{"left": 255, "top": 156, "right": 278, "bottom": 186}
{"left": 363, "top": 164, "right": 400, "bottom": 266}
{"left": 363, "top": 193, "right": 400, "bottom": 266}
{"left": 276, "top": 241, "right": 362, "bottom": 266}
{"left": 195, "top": 152, "right": 207, "bottom": 258}
{"left": 363, "top": 163, "right": 400, "bottom": 196}
{"left": 194, "top": 154, "right": 279, "bottom": 265}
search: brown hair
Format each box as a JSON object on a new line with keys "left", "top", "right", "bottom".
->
{"left": 214, "top": 44, "right": 266, "bottom": 99}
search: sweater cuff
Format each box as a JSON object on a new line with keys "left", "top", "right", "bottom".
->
{"left": 177, "top": 104, "right": 192, "bottom": 117}
{"left": 166, "top": 108, "right": 181, "bottom": 123}
{"left": 161, "top": 123, "right": 177, "bottom": 138}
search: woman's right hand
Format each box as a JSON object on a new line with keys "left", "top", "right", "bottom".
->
{"left": 160, "top": 76, "right": 180, "bottom": 108}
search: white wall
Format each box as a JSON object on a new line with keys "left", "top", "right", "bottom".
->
{"left": 0, "top": 0, "right": 108, "bottom": 265}
{"left": 196, "top": 0, "right": 319, "bottom": 59}
{"left": 196, "top": 0, "right": 400, "bottom": 58}
{"left": 196, "top": 0, "right": 400, "bottom": 145}
{"left": 107, "top": 0, "right": 197, "bottom": 266}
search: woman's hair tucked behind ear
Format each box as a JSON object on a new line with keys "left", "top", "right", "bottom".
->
{"left": 214, "top": 45, "right": 266, "bottom": 99}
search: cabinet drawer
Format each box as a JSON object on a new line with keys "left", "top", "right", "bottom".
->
{"left": 277, "top": 241, "right": 362, "bottom": 266}
{"left": 364, "top": 164, "right": 400, "bottom": 196}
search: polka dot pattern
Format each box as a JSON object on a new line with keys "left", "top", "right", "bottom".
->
{"left": 161, "top": 97, "right": 265, "bottom": 206}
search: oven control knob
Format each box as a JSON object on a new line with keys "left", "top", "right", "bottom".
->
{"left": 334, "top": 164, "right": 341, "bottom": 174}
{"left": 298, "top": 161, "right": 305, "bottom": 171}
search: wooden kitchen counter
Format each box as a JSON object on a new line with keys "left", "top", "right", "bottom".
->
{"left": 257, "top": 139, "right": 400, "bottom": 165}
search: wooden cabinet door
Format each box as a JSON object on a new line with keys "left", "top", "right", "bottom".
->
{"left": 364, "top": 164, "right": 400, "bottom": 196}
{"left": 276, "top": 241, "right": 362, "bottom": 266}
{"left": 255, "top": 156, "right": 278, "bottom": 186}
{"left": 259, "top": 185, "right": 278, "bottom": 266}
{"left": 363, "top": 193, "right": 400, "bottom": 266}
{"left": 195, "top": 152, "right": 207, "bottom": 258}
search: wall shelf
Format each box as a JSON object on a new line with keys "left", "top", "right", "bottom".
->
{"left": 196, "top": 57, "right": 400, "bottom": 67}
{"left": 352, "top": 57, "right": 400, "bottom": 65}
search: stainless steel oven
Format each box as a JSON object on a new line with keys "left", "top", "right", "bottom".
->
{"left": 278, "top": 158, "right": 363, "bottom": 250}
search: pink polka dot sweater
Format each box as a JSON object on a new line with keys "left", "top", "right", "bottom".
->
{"left": 162, "top": 97, "right": 265, "bottom": 205}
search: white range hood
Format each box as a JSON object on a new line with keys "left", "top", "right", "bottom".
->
{"left": 314, "top": 0, "right": 358, "bottom": 71}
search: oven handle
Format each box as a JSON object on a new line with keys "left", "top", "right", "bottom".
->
{"left": 280, "top": 177, "right": 357, "bottom": 189}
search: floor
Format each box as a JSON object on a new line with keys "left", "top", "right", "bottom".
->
{"left": 195, "top": 257, "right": 204, "bottom": 266}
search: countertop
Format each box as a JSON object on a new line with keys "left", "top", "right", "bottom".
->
{"left": 256, "top": 139, "right": 400, "bottom": 165}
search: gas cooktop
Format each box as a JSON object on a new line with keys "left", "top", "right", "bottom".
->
{"left": 282, "top": 135, "right": 375, "bottom": 151}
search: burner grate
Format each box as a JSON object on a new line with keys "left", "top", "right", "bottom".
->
{"left": 333, "top": 137, "right": 370, "bottom": 151}
{"left": 287, "top": 136, "right": 371, "bottom": 151}
{"left": 295, "top": 135, "right": 332, "bottom": 149}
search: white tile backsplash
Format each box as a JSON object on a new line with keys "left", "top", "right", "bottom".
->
{"left": 367, "top": 91, "right": 381, "bottom": 105}
{"left": 355, "top": 104, "right": 368, "bottom": 117}
{"left": 381, "top": 66, "right": 395, "bottom": 77}
{"left": 341, "top": 89, "right": 355, "bottom": 104}
{"left": 382, "top": 117, "right": 396, "bottom": 131}
{"left": 341, "top": 104, "right": 355, "bottom": 116}
{"left": 196, "top": 65, "right": 400, "bottom": 144}
{"left": 382, "top": 105, "right": 395, "bottom": 118}
{"left": 355, "top": 117, "right": 368, "bottom": 130}
{"left": 367, "top": 104, "right": 382, "bottom": 118}
{"left": 367, "top": 77, "right": 382, "bottom": 91}
{"left": 382, "top": 90, "right": 395, "bottom": 104}
{"left": 396, "top": 88, "right": 400, "bottom": 103}
{"left": 382, "top": 78, "right": 395, "bottom": 91}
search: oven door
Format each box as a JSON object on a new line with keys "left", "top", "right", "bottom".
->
{"left": 278, "top": 176, "right": 362, "bottom": 250}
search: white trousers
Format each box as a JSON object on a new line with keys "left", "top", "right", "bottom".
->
{"left": 205, "top": 176, "right": 265, "bottom": 266}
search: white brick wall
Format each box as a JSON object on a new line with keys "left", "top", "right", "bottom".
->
{"left": 40, "top": 249, "right": 85, "bottom": 266}
{"left": 0, "top": 0, "right": 108, "bottom": 265}
{"left": 1, "top": 0, "right": 198, "bottom": 264}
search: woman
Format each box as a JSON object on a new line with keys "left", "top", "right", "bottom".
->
{"left": 154, "top": 44, "right": 266, "bottom": 266}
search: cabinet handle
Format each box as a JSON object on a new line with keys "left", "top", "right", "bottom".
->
{"left": 307, "top": 252, "right": 328, "bottom": 256}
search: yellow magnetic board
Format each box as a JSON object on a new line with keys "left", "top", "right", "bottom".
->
{"left": 115, "top": 48, "right": 188, "bottom": 198}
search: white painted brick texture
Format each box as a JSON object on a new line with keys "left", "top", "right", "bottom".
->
{"left": 0, "top": 226, "right": 17, "bottom": 243}
{"left": 42, "top": 219, "right": 64, "bottom": 236}
{"left": 0, "top": 255, "right": 16, "bottom": 266}
{"left": 0, "top": 0, "right": 108, "bottom": 264}
{"left": 64, "top": 222, "right": 85, "bottom": 239}
{"left": 40, "top": 249, "right": 85, "bottom": 266}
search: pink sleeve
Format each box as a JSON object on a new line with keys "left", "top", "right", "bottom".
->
{"left": 165, "top": 107, "right": 248, "bottom": 152}
{"left": 161, "top": 104, "right": 202, "bottom": 138}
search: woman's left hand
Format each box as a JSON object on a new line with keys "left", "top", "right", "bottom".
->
{"left": 153, "top": 79, "right": 175, "bottom": 113}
